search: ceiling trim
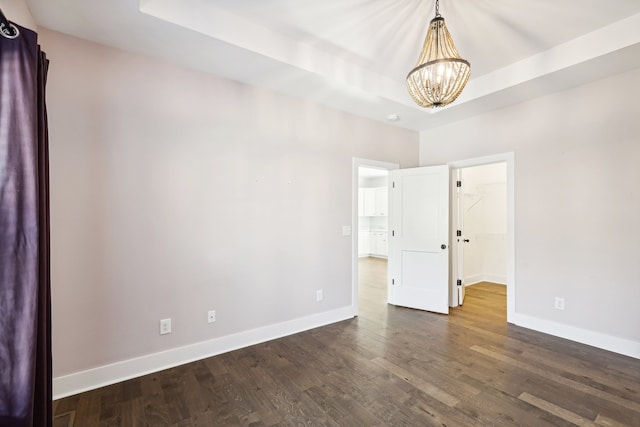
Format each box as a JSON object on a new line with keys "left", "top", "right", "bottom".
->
{"left": 141, "top": 1, "right": 640, "bottom": 131}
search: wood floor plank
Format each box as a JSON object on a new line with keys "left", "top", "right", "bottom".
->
{"left": 370, "top": 356, "right": 460, "bottom": 407}
{"left": 518, "top": 346, "right": 640, "bottom": 401}
{"left": 54, "top": 258, "right": 640, "bottom": 426}
{"left": 519, "top": 392, "right": 600, "bottom": 427}
{"left": 471, "top": 344, "right": 640, "bottom": 414}
{"left": 595, "top": 413, "right": 636, "bottom": 427}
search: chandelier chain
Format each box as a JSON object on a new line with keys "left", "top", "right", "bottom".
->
{"left": 435, "top": 0, "right": 441, "bottom": 17}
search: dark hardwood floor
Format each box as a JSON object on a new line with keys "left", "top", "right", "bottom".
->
{"left": 54, "top": 257, "right": 640, "bottom": 426}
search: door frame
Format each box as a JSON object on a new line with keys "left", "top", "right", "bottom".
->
{"left": 351, "top": 158, "right": 399, "bottom": 317}
{"left": 448, "top": 153, "right": 515, "bottom": 323}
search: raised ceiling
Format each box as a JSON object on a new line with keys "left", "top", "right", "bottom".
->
{"left": 26, "top": 0, "right": 640, "bottom": 131}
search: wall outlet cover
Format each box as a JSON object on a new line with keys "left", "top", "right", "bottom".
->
{"left": 160, "top": 318, "right": 171, "bottom": 335}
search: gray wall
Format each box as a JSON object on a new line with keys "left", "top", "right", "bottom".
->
{"left": 421, "top": 67, "right": 640, "bottom": 349}
{"left": 40, "top": 28, "right": 419, "bottom": 378}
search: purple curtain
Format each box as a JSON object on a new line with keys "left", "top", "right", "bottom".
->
{"left": 0, "top": 23, "right": 52, "bottom": 427}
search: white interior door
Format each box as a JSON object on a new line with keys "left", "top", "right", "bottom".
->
{"left": 388, "top": 165, "right": 449, "bottom": 314}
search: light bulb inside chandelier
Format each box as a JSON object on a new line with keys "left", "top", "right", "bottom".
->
{"left": 406, "top": 0, "right": 470, "bottom": 108}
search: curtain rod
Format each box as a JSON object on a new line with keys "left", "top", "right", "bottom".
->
{"left": 0, "top": 7, "right": 20, "bottom": 39}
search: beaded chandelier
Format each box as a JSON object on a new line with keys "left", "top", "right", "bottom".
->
{"left": 406, "top": 0, "right": 471, "bottom": 108}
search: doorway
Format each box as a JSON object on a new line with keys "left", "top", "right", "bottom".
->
{"left": 351, "top": 158, "right": 398, "bottom": 316}
{"left": 450, "top": 153, "right": 515, "bottom": 322}
{"left": 351, "top": 153, "right": 514, "bottom": 322}
{"left": 358, "top": 166, "right": 389, "bottom": 311}
{"left": 455, "top": 162, "right": 507, "bottom": 307}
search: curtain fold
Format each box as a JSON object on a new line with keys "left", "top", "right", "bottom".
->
{"left": 0, "top": 23, "right": 52, "bottom": 427}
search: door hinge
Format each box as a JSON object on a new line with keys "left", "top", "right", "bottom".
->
{"left": 392, "top": 230, "right": 395, "bottom": 237}
{"left": 392, "top": 279, "right": 395, "bottom": 285}
{"left": 457, "top": 279, "right": 462, "bottom": 286}
{"left": 392, "top": 181, "right": 395, "bottom": 188}
{"left": 456, "top": 230, "right": 462, "bottom": 237}
{"left": 456, "top": 180, "right": 462, "bottom": 187}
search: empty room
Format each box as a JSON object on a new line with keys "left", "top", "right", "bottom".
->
{"left": 1, "top": 0, "right": 639, "bottom": 426}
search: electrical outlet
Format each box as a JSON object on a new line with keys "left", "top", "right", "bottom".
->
{"left": 160, "top": 318, "right": 171, "bottom": 335}
{"left": 316, "top": 290, "right": 323, "bottom": 302}
{"left": 554, "top": 297, "right": 565, "bottom": 310}
{"left": 207, "top": 310, "right": 216, "bottom": 324}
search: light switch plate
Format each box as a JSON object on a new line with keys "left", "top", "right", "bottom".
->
{"left": 342, "top": 226, "right": 352, "bottom": 236}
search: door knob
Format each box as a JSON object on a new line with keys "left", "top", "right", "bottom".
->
{"left": 463, "top": 239, "right": 470, "bottom": 243}
{"left": 441, "top": 244, "right": 447, "bottom": 249}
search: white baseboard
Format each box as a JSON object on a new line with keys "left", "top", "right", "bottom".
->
{"left": 510, "top": 312, "right": 640, "bottom": 360}
{"left": 464, "top": 274, "right": 483, "bottom": 286}
{"left": 464, "top": 273, "right": 507, "bottom": 286}
{"left": 53, "top": 306, "right": 355, "bottom": 400}
{"left": 359, "top": 253, "right": 387, "bottom": 259}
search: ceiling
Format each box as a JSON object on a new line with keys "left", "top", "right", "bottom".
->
{"left": 26, "top": 0, "right": 640, "bottom": 131}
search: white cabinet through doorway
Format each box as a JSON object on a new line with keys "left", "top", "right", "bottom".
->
{"left": 375, "top": 187, "right": 388, "bottom": 216}
{"left": 359, "top": 187, "right": 388, "bottom": 217}
{"left": 371, "top": 231, "right": 388, "bottom": 256}
{"left": 362, "top": 188, "right": 376, "bottom": 216}
{"left": 359, "top": 231, "right": 387, "bottom": 257}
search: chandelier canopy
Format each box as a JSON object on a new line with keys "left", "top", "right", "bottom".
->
{"left": 406, "top": 0, "right": 471, "bottom": 108}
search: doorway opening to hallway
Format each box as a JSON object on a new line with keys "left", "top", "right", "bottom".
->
{"left": 357, "top": 166, "right": 390, "bottom": 310}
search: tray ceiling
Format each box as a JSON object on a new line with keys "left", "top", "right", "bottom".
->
{"left": 26, "top": 0, "right": 640, "bottom": 130}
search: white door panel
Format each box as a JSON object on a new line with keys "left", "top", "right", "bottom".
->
{"left": 392, "top": 250, "right": 448, "bottom": 310}
{"left": 389, "top": 165, "right": 449, "bottom": 314}
{"left": 400, "top": 175, "right": 440, "bottom": 248}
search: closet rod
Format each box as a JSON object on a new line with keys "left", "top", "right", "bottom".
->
{"left": 0, "top": 8, "right": 20, "bottom": 39}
